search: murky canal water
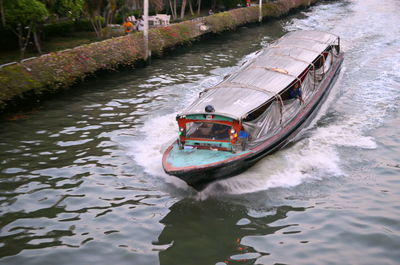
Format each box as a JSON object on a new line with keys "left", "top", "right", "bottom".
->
{"left": 1, "top": 0, "right": 400, "bottom": 264}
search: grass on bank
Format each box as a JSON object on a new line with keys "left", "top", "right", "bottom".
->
{"left": 0, "top": 31, "right": 123, "bottom": 65}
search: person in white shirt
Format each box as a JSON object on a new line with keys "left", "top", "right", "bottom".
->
{"left": 137, "top": 17, "right": 145, "bottom": 31}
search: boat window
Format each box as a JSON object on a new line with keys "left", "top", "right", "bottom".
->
{"left": 334, "top": 44, "right": 340, "bottom": 54}
{"left": 244, "top": 101, "right": 272, "bottom": 122}
{"left": 186, "top": 122, "right": 231, "bottom": 141}
{"left": 313, "top": 55, "right": 325, "bottom": 69}
{"left": 280, "top": 81, "right": 301, "bottom": 101}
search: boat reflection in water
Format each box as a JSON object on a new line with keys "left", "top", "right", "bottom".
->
{"left": 154, "top": 199, "right": 306, "bottom": 265}
{"left": 163, "top": 30, "right": 344, "bottom": 191}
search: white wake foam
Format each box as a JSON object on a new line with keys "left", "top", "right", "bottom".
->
{"left": 127, "top": 0, "right": 400, "bottom": 196}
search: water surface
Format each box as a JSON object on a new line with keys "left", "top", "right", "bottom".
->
{"left": 1, "top": 0, "right": 400, "bottom": 264}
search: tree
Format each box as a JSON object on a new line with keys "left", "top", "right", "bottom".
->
{"left": 105, "top": 0, "right": 118, "bottom": 36}
{"left": 83, "top": 0, "right": 104, "bottom": 38}
{"left": 188, "top": 0, "right": 194, "bottom": 16}
{"left": 169, "top": 0, "right": 177, "bottom": 19}
{"left": 3, "top": 0, "right": 49, "bottom": 59}
{"left": 41, "top": 0, "right": 84, "bottom": 20}
{"left": 0, "top": 0, "right": 5, "bottom": 27}
{"left": 152, "top": 0, "right": 163, "bottom": 13}
{"left": 83, "top": 0, "right": 126, "bottom": 38}
{"left": 180, "top": 0, "right": 187, "bottom": 19}
{"left": 197, "top": 0, "right": 201, "bottom": 15}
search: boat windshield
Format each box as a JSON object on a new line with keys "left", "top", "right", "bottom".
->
{"left": 186, "top": 122, "right": 231, "bottom": 141}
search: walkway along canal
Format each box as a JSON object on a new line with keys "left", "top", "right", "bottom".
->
{"left": 0, "top": 0, "right": 320, "bottom": 112}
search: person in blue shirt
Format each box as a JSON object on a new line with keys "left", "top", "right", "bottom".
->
{"left": 236, "top": 129, "right": 249, "bottom": 150}
{"left": 289, "top": 82, "right": 304, "bottom": 103}
{"left": 238, "top": 130, "right": 248, "bottom": 139}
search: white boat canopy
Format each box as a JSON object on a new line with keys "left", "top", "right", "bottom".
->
{"left": 181, "top": 30, "right": 339, "bottom": 120}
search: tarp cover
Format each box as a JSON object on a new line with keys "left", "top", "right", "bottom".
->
{"left": 241, "top": 42, "right": 340, "bottom": 148}
{"left": 181, "top": 30, "right": 339, "bottom": 120}
{"left": 181, "top": 86, "right": 273, "bottom": 119}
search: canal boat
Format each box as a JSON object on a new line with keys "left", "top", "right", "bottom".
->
{"left": 162, "top": 30, "right": 344, "bottom": 191}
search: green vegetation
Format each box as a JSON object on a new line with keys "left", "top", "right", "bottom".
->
{"left": 0, "top": 0, "right": 250, "bottom": 60}
{"left": 0, "top": 0, "right": 319, "bottom": 112}
{"left": 0, "top": 32, "right": 103, "bottom": 64}
{"left": 0, "top": 0, "right": 307, "bottom": 63}
{"left": 2, "top": 0, "right": 49, "bottom": 58}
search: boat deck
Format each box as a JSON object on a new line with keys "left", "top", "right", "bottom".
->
{"left": 166, "top": 145, "right": 249, "bottom": 168}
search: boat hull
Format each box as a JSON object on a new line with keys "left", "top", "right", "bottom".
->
{"left": 163, "top": 53, "right": 344, "bottom": 191}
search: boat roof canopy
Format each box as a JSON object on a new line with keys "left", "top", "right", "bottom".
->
{"left": 181, "top": 30, "right": 339, "bottom": 120}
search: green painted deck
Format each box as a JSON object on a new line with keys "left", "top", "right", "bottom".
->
{"left": 167, "top": 145, "right": 249, "bottom": 168}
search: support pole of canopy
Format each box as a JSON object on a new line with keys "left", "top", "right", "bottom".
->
{"left": 259, "top": 0, "right": 262, "bottom": 22}
{"left": 144, "top": 0, "right": 150, "bottom": 63}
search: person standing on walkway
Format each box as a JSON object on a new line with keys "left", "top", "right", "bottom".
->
{"left": 122, "top": 18, "right": 134, "bottom": 34}
{"left": 137, "top": 17, "right": 145, "bottom": 31}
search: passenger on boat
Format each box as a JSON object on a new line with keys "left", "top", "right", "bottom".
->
{"left": 238, "top": 130, "right": 249, "bottom": 139}
{"left": 289, "top": 83, "right": 304, "bottom": 103}
{"left": 193, "top": 123, "right": 213, "bottom": 138}
{"left": 235, "top": 129, "right": 249, "bottom": 150}
{"left": 212, "top": 124, "right": 230, "bottom": 140}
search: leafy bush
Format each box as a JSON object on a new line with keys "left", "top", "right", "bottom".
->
{"left": 44, "top": 18, "right": 100, "bottom": 37}
{"left": 44, "top": 21, "right": 76, "bottom": 36}
{"left": 205, "top": 12, "right": 237, "bottom": 32}
{"left": 73, "top": 19, "right": 97, "bottom": 32}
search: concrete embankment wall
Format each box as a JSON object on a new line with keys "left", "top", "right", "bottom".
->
{"left": 0, "top": 0, "right": 318, "bottom": 111}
